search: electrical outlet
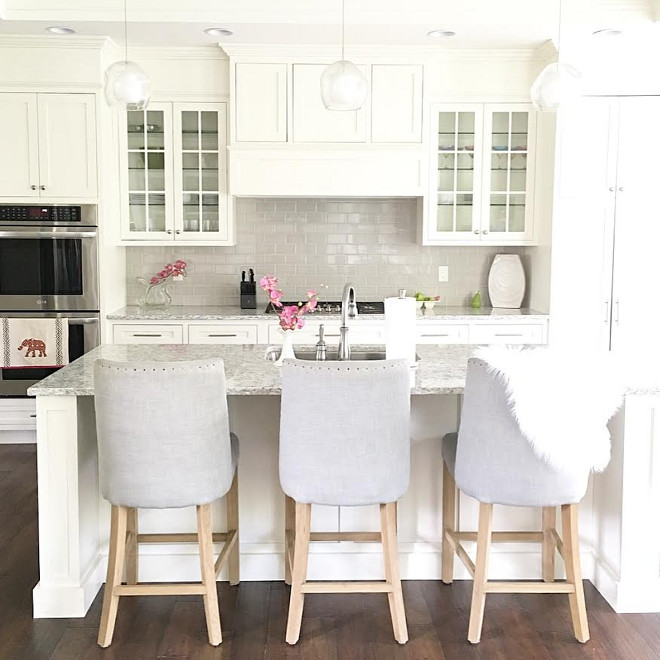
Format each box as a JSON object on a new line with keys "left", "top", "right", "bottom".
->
{"left": 438, "top": 266, "right": 449, "bottom": 283}
{"left": 172, "top": 274, "right": 184, "bottom": 282}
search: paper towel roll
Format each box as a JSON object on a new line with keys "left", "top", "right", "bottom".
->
{"left": 385, "top": 296, "right": 417, "bottom": 367}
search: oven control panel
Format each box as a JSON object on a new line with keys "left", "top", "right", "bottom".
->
{"left": 0, "top": 206, "right": 81, "bottom": 222}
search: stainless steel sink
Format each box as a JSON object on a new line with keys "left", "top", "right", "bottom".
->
{"left": 265, "top": 347, "right": 418, "bottom": 362}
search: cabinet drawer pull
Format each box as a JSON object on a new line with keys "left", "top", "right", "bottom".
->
{"left": 30, "top": 414, "right": 37, "bottom": 418}
{"left": 132, "top": 333, "right": 163, "bottom": 337}
{"left": 421, "top": 333, "right": 450, "bottom": 337}
{"left": 494, "top": 333, "right": 524, "bottom": 337}
{"left": 319, "top": 333, "right": 341, "bottom": 338}
{"left": 207, "top": 333, "right": 238, "bottom": 338}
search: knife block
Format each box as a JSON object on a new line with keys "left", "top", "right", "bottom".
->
{"left": 240, "top": 281, "right": 257, "bottom": 309}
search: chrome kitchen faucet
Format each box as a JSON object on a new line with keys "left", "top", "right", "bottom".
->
{"left": 338, "top": 283, "right": 358, "bottom": 360}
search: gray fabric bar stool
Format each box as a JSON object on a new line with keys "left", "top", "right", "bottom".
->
{"left": 93, "top": 359, "right": 239, "bottom": 648}
{"left": 280, "top": 360, "right": 411, "bottom": 645}
{"left": 442, "top": 358, "right": 590, "bottom": 644}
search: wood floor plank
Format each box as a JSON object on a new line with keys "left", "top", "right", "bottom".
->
{"left": 2, "top": 446, "right": 660, "bottom": 659}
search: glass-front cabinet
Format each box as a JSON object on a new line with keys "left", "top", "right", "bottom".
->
{"left": 120, "top": 102, "right": 231, "bottom": 245}
{"left": 427, "top": 103, "right": 536, "bottom": 245}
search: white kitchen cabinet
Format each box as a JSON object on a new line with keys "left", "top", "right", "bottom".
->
{"left": 416, "top": 323, "right": 469, "bottom": 344}
{"left": 550, "top": 96, "right": 660, "bottom": 352}
{"left": 0, "top": 92, "right": 97, "bottom": 199}
{"left": 235, "top": 63, "right": 287, "bottom": 142}
{"left": 188, "top": 323, "right": 258, "bottom": 344}
{"left": 267, "top": 321, "right": 385, "bottom": 346}
{"left": 292, "top": 64, "right": 367, "bottom": 143}
{"left": 120, "top": 102, "right": 232, "bottom": 245}
{"left": 112, "top": 324, "right": 184, "bottom": 344}
{"left": 469, "top": 322, "right": 546, "bottom": 345}
{"left": 424, "top": 103, "right": 536, "bottom": 245}
{"left": 371, "top": 64, "right": 423, "bottom": 143}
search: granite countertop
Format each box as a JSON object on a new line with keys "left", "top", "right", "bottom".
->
{"left": 27, "top": 344, "right": 476, "bottom": 397}
{"left": 107, "top": 305, "right": 549, "bottom": 322}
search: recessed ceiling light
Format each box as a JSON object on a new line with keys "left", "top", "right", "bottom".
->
{"left": 46, "top": 26, "right": 76, "bottom": 35}
{"left": 204, "top": 28, "right": 233, "bottom": 37}
{"left": 592, "top": 28, "right": 623, "bottom": 37}
{"left": 427, "top": 29, "right": 456, "bottom": 39}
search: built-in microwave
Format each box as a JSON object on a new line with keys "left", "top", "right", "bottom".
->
{"left": 0, "top": 206, "right": 98, "bottom": 312}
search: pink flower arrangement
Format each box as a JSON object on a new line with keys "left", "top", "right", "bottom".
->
{"left": 260, "top": 274, "right": 318, "bottom": 331}
{"left": 150, "top": 259, "right": 187, "bottom": 285}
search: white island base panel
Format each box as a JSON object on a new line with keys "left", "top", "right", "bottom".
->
{"left": 33, "top": 390, "right": 647, "bottom": 620}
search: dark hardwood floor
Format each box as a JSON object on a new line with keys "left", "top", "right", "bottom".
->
{"left": 2, "top": 444, "right": 660, "bottom": 660}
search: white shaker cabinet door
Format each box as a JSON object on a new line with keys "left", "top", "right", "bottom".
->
{"left": 371, "top": 64, "right": 423, "bottom": 143}
{"left": 292, "top": 64, "right": 367, "bottom": 143}
{"left": 0, "top": 93, "right": 39, "bottom": 196}
{"left": 235, "top": 63, "right": 287, "bottom": 142}
{"left": 37, "top": 94, "right": 97, "bottom": 198}
{"left": 610, "top": 97, "right": 660, "bottom": 351}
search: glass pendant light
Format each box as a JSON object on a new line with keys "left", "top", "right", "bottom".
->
{"left": 321, "top": 0, "right": 368, "bottom": 111}
{"left": 531, "top": 0, "right": 582, "bottom": 112}
{"left": 104, "top": 0, "right": 151, "bottom": 110}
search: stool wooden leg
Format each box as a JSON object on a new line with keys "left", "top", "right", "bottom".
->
{"left": 381, "top": 502, "right": 408, "bottom": 644}
{"left": 562, "top": 503, "right": 590, "bottom": 643}
{"left": 284, "top": 495, "right": 296, "bottom": 585}
{"left": 442, "top": 462, "right": 457, "bottom": 584}
{"left": 468, "top": 502, "right": 493, "bottom": 644}
{"left": 226, "top": 471, "right": 240, "bottom": 586}
{"left": 126, "top": 507, "right": 139, "bottom": 585}
{"left": 286, "top": 502, "right": 311, "bottom": 645}
{"left": 98, "top": 505, "right": 128, "bottom": 648}
{"left": 542, "top": 506, "right": 556, "bottom": 583}
{"left": 197, "top": 503, "right": 222, "bottom": 646}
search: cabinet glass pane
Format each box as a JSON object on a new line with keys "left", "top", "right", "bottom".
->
{"left": 490, "top": 194, "right": 507, "bottom": 232}
{"left": 435, "top": 111, "right": 476, "bottom": 235}
{"left": 491, "top": 153, "right": 508, "bottom": 191}
{"left": 509, "top": 194, "right": 526, "bottom": 232}
{"left": 178, "top": 109, "right": 222, "bottom": 235}
{"left": 126, "top": 109, "right": 168, "bottom": 235}
{"left": 510, "top": 153, "right": 527, "bottom": 191}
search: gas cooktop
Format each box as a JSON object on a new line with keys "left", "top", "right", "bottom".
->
{"left": 265, "top": 301, "right": 385, "bottom": 315}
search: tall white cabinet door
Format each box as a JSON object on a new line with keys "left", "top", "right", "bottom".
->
{"left": 37, "top": 94, "right": 97, "bottom": 198}
{"left": 235, "top": 63, "right": 287, "bottom": 142}
{"left": 371, "top": 64, "right": 423, "bottom": 143}
{"left": 610, "top": 97, "right": 660, "bottom": 351}
{"left": 0, "top": 93, "right": 39, "bottom": 196}
{"left": 292, "top": 64, "right": 367, "bottom": 143}
{"left": 549, "top": 98, "right": 618, "bottom": 350}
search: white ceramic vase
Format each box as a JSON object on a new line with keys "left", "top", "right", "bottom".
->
{"left": 275, "top": 329, "right": 296, "bottom": 366}
{"left": 488, "top": 254, "right": 526, "bottom": 309}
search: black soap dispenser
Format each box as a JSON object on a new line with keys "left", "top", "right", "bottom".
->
{"left": 240, "top": 269, "right": 257, "bottom": 309}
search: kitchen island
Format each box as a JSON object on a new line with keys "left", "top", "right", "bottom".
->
{"left": 28, "top": 344, "right": 660, "bottom": 618}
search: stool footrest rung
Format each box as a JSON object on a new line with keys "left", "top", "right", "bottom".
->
{"left": 137, "top": 532, "right": 229, "bottom": 544}
{"left": 455, "top": 531, "right": 544, "bottom": 543}
{"left": 483, "top": 581, "right": 576, "bottom": 594}
{"left": 300, "top": 581, "right": 393, "bottom": 594}
{"left": 114, "top": 583, "right": 207, "bottom": 596}
{"left": 309, "top": 532, "right": 382, "bottom": 543}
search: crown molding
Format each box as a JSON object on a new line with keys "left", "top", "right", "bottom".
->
{"left": 220, "top": 43, "right": 435, "bottom": 61}
{"left": 0, "top": 34, "right": 111, "bottom": 49}
{"left": 129, "top": 45, "right": 228, "bottom": 61}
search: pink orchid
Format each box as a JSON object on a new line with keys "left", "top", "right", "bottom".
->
{"left": 260, "top": 274, "right": 319, "bottom": 332}
{"left": 149, "top": 260, "right": 188, "bottom": 285}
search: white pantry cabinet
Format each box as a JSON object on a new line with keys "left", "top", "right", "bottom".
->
{"left": 0, "top": 92, "right": 97, "bottom": 199}
{"left": 292, "top": 64, "right": 367, "bottom": 143}
{"left": 234, "top": 63, "right": 287, "bottom": 142}
{"left": 120, "top": 102, "right": 232, "bottom": 245}
{"left": 424, "top": 103, "right": 537, "bottom": 246}
{"left": 551, "top": 96, "right": 660, "bottom": 352}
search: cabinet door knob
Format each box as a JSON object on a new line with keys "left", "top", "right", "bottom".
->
{"left": 166, "top": 230, "right": 173, "bottom": 235}
{"left": 473, "top": 229, "right": 480, "bottom": 234}
{"left": 608, "top": 186, "right": 614, "bottom": 192}
{"left": 31, "top": 184, "right": 37, "bottom": 191}
{"left": 175, "top": 230, "right": 181, "bottom": 234}
{"left": 483, "top": 229, "right": 489, "bottom": 235}
{"left": 618, "top": 187, "right": 624, "bottom": 192}
{"left": 40, "top": 185, "right": 46, "bottom": 191}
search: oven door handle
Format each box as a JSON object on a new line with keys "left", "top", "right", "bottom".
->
{"left": 67, "top": 318, "right": 99, "bottom": 325}
{"left": 0, "top": 230, "right": 97, "bottom": 239}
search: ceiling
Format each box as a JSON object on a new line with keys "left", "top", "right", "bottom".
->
{"left": 0, "top": 0, "right": 656, "bottom": 49}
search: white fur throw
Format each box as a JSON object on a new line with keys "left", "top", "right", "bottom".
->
{"left": 474, "top": 346, "right": 624, "bottom": 474}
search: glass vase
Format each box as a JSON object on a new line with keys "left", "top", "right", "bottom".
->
{"left": 275, "top": 329, "right": 296, "bottom": 366}
{"left": 137, "top": 277, "right": 172, "bottom": 308}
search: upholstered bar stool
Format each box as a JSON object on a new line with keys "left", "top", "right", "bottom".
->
{"left": 442, "top": 358, "right": 591, "bottom": 644}
{"left": 280, "top": 360, "right": 411, "bottom": 645}
{"left": 93, "top": 359, "right": 239, "bottom": 648}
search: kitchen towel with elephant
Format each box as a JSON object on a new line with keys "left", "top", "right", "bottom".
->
{"left": 0, "top": 318, "right": 69, "bottom": 368}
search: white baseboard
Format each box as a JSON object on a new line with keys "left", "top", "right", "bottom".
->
{"left": 592, "top": 554, "right": 660, "bottom": 613}
{"left": 0, "top": 430, "right": 36, "bottom": 444}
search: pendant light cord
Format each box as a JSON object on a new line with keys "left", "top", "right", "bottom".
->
{"left": 341, "top": 0, "right": 345, "bottom": 61}
{"left": 124, "top": 0, "right": 129, "bottom": 63}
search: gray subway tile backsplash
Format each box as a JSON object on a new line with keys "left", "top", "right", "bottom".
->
{"left": 125, "top": 198, "right": 526, "bottom": 308}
